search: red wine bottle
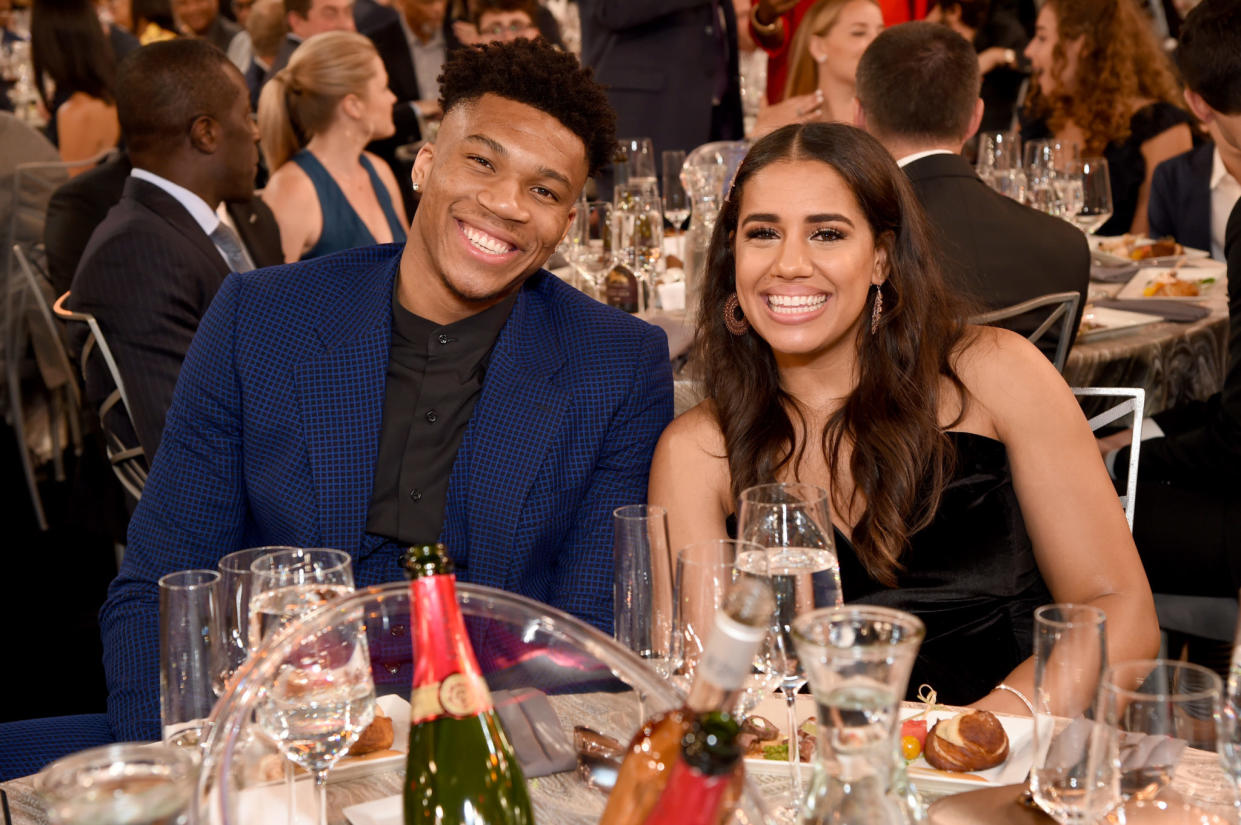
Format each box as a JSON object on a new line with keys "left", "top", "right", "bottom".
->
{"left": 643, "top": 712, "right": 743, "bottom": 825}
{"left": 400, "top": 544, "right": 533, "bottom": 825}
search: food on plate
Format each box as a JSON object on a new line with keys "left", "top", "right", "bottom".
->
{"left": 901, "top": 735, "right": 922, "bottom": 761}
{"left": 923, "top": 710, "right": 1009, "bottom": 772}
{"left": 1142, "top": 273, "right": 1212, "bottom": 297}
{"left": 1077, "top": 319, "right": 1105, "bottom": 337}
{"left": 744, "top": 715, "right": 815, "bottom": 763}
{"left": 348, "top": 702, "right": 394, "bottom": 755}
{"left": 900, "top": 717, "right": 928, "bottom": 761}
{"left": 1098, "top": 234, "right": 1183, "bottom": 261}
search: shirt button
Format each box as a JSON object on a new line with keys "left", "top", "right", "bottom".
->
{"left": 437, "top": 333, "right": 450, "bottom": 345}
{"left": 408, "top": 488, "right": 422, "bottom": 502}
{"left": 425, "top": 410, "right": 438, "bottom": 423}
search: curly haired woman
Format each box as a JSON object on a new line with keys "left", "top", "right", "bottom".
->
{"left": 1022, "top": 0, "right": 1193, "bottom": 236}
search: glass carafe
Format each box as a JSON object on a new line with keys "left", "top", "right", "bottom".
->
{"left": 792, "top": 606, "right": 926, "bottom": 825}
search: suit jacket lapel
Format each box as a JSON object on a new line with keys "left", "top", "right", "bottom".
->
{"left": 443, "top": 276, "right": 569, "bottom": 590}
{"left": 127, "top": 178, "right": 230, "bottom": 275}
{"left": 226, "top": 199, "right": 284, "bottom": 269}
{"left": 293, "top": 253, "right": 398, "bottom": 553}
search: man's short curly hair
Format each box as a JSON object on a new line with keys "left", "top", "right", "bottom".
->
{"left": 438, "top": 39, "right": 617, "bottom": 177}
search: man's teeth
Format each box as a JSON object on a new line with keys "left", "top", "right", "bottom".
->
{"left": 767, "top": 294, "right": 826, "bottom": 314}
{"left": 463, "top": 225, "right": 514, "bottom": 255}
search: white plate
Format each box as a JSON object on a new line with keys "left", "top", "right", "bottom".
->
{"left": 1090, "top": 236, "right": 1210, "bottom": 267}
{"left": 1115, "top": 265, "right": 1225, "bottom": 301}
{"left": 1076, "top": 306, "right": 1162, "bottom": 342}
{"left": 343, "top": 794, "right": 402, "bottom": 825}
{"left": 742, "top": 696, "right": 1033, "bottom": 797}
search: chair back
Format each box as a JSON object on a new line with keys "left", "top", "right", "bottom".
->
{"left": 971, "top": 290, "right": 1081, "bottom": 372}
{"left": 1072, "top": 386, "right": 1144, "bottom": 530}
{"left": 52, "top": 291, "right": 147, "bottom": 502}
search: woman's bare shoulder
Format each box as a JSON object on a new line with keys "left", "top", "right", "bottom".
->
{"left": 263, "top": 160, "right": 314, "bottom": 201}
{"left": 656, "top": 400, "right": 727, "bottom": 458}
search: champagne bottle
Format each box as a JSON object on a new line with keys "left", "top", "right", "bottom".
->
{"left": 598, "top": 576, "right": 774, "bottom": 825}
{"left": 400, "top": 544, "right": 533, "bottom": 825}
{"left": 643, "top": 712, "right": 744, "bottom": 825}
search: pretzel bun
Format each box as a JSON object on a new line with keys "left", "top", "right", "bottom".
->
{"left": 348, "top": 703, "right": 394, "bottom": 756}
{"left": 923, "top": 710, "right": 1009, "bottom": 772}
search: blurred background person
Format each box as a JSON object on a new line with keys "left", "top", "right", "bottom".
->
{"left": 1021, "top": 0, "right": 1192, "bottom": 236}
{"left": 267, "top": 0, "right": 355, "bottom": 77}
{"left": 242, "top": 0, "right": 285, "bottom": 107}
{"left": 125, "top": 0, "right": 179, "bottom": 42}
{"left": 752, "top": 0, "right": 881, "bottom": 136}
{"left": 450, "top": 0, "right": 560, "bottom": 46}
{"left": 259, "top": 30, "right": 406, "bottom": 261}
{"left": 31, "top": 0, "right": 120, "bottom": 169}
{"left": 926, "top": 0, "right": 1028, "bottom": 132}
{"left": 1148, "top": 119, "right": 1240, "bottom": 261}
{"left": 172, "top": 0, "right": 242, "bottom": 52}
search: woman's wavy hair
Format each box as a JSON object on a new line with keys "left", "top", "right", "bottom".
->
{"left": 31, "top": 0, "right": 115, "bottom": 108}
{"left": 696, "top": 123, "right": 969, "bottom": 586}
{"left": 783, "top": 0, "right": 878, "bottom": 100}
{"left": 257, "top": 31, "right": 378, "bottom": 171}
{"left": 1025, "top": 0, "right": 1184, "bottom": 156}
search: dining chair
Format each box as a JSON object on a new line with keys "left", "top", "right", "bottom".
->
{"left": 1072, "top": 386, "right": 1143, "bottom": 530}
{"left": 971, "top": 290, "right": 1081, "bottom": 373}
{"left": 51, "top": 291, "right": 148, "bottom": 504}
{"left": 6, "top": 244, "right": 84, "bottom": 529}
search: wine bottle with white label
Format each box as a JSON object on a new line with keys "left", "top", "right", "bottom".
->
{"left": 598, "top": 575, "right": 774, "bottom": 825}
{"left": 400, "top": 544, "right": 533, "bottom": 825}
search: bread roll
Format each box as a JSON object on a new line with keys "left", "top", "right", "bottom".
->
{"left": 348, "top": 703, "right": 394, "bottom": 756}
{"left": 923, "top": 710, "right": 1009, "bottom": 772}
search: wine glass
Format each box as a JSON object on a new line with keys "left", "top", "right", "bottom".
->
{"left": 615, "top": 137, "right": 657, "bottom": 195}
{"left": 250, "top": 548, "right": 371, "bottom": 825}
{"left": 976, "top": 130, "right": 1026, "bottom": 202}
{"left": 216, "top": 546, "right": 298, "bottom": 695}
{"left": 613, "top": 182, "right": 663, "bottom": 313}
{"left": 565, "top": 200, "right": 615, "bottom": 293}
{"left": 736, "top": 482, "right": 840, "bottom": 807}
{"left": 1072, "top": 157, "right": 1113, "bottom": 235}
{"left": 1100, "top": 660, "right": 1227, "bottom": 824}
{"left": 673, "top": 539, "right": 780, "bottom": 710}
{"left": 1029, "top": 604, "right": 1118, "bottom": 824}
{"left": 661, "top": 150, "right": 690, "bottom": 232}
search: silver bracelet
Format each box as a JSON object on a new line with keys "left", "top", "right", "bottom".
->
{"left": 996, "top": 683, "right": 1034, "bottom": 716}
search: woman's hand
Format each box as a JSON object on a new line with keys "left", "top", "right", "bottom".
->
{"left": 751, "top": 90, "right": 823, "bottom": 139}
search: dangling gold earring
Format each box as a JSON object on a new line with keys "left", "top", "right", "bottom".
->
{"left": 870, "top": 285, "right": 883, "bottom": 335}
{"left": 724, "top": 293, "right": 749, "bottom": 335}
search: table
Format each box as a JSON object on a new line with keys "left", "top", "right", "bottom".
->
{"left": 4, "top": 698, "right": 1236, "bottom": 825}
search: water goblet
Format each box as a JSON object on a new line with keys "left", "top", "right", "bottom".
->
{"left": 1029, "top": 604, "right": 1117, "bottom": 824}
{"left": 977, "top": 130, "right": 1026, "bottom": 202}
{"left": 1072, "top": 157, "right": 1113, "bottom": 235}
{"left": 216, "top": 546, "right": 298, "bottom": 694}
{"left": 737, "top": 482, "right": 840, "bottom": 806}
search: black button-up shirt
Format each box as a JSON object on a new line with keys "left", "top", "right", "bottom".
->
{"left": 365, "top": 288, "right": 517, "bottom": 546}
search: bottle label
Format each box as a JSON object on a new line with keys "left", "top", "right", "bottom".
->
{"left": 697, "top": 612, "right": 767, "bottom": 691}
{"left": 411, "top": 671, "right": 493, "bottom": 724}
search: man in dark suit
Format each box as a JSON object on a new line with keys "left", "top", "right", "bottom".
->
{"left": 44, "top": 153, "right": 282, "bottom": 296}
{"left": 1149, "top": 128, "right": 1241, "bottom": 261}
{"left": 99, "top": 38, "right": 671, "bottom": 744}
{"left": 68, "top": 39, "right": 273, "bottom": 463}
{"left": 578, "top": 1, "right": 744, "bottom": 162}
{"left": 855, "top": 22, "right": 1089, "bottom": 363}
{"left": 1100, "top": 0, "right": 1241, "bottom": 599}
{"left": 267, "top": 0, "right": 356, "bottom": 77}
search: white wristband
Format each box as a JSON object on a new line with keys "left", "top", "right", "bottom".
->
{"left": 995, "top": 683, "right": 1034, "bottom": 716}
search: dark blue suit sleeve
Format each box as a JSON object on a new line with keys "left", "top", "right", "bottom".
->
{"left": 101, "top": 275, "right": 251, "bottom": 741}
{"left": 548, "top": 324, "right": 673, "bottom": 633}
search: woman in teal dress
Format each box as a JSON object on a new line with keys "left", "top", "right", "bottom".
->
{"left": 258, "top": 31, "right": 407, "bottom": 262}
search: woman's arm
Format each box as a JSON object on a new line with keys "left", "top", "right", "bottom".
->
{"left": 366, "top": 150, "right": 409, "bottom": 231}
{"left": 57, "top": 94, "right": 119, "bottom": 174}
{"left": 958, "top": 327, "right": 1159, "bottom": 716}
{"left": 260, "top": 164, "right": 320, "bottom": 263}
{"left": 648, "top": 404, "right": 734, "bottom": 555}
{"left": 1132, "top": 122, "right": 1194, "bottom": 236}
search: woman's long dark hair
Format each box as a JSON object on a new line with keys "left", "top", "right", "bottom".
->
{"left": 31, "top": 0, "right": 116, "bottom": 109}
{"left": 696, "top": 123, "right": 969, "bottom": 586}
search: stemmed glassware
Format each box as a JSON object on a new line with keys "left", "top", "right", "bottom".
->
{"left": 215, "top": 546, "right": 298, "bottom": 695}
{"left": 661, "top": 150, "right": 690, "bottom": 232}
{"left": 976, "top": 130, "right": 1026, "bottom": 202}
{"left": 613, "top": 182, "right": 664, "bottom": 313}
{"left": 565, "top": 200, "right": 615, "bottom": 295}
{"left": 1072, "top": 157, "right": 1113, "bottom": 235}
{"left": 1029, "top": 604, "right": 1117, "bottom": 824}
{"left": 1099, "top": 660, "right": 1226, "bottom": 824}
{"left": 249, "top": 548, "right": 373, "bottom": 825}
{"left": 614, "top": 137, "right": 657, "bottom": 194}
{"left": 736, "top": 482, "right": 841, "bottom": 807}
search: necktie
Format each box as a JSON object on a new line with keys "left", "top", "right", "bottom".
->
{"left": 210, "top": 222, "right": 256, "bottom": 273}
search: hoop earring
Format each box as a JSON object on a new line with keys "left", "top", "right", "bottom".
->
{"left": 870, "top": 285, "right": 883, "bottom": 335}
{"left": 724, "top": 293, "right": 749, "bottom": 335}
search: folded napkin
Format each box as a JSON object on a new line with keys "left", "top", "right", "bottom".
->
{"left": 493, "top": 688, "right": 576, "bottom": 777}
{"left": 1091, "top": 261, "right": 1141, "bottom": 283}
{"left": 1091, "top": 299, "right": 1210, "bottom": 323}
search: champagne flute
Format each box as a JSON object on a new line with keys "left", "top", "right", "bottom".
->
{"left": 1072, "top": 157, "right": 1113, "bottom": 235}
{"left": 565, "top": 200, "right": 615, "bottom": 293}
{"left": 736, "top": 482, "right": 840, "bottom": 807}
{"left": 1029, "top": 604, "right": 1117, "bottom": 824}
{"left": 612, "top": 504, "right": 675, "bottom": 679}
{"left": 250, "top": 548, "right": 370, "bottom": 825}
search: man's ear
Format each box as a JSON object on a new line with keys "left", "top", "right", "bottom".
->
{"left": 852, "top": 97, "right": 867, "bottom": 129}
{"left": 965, "top": 97, "right": 985, "bottom": 141}
{"left": 410, "top": 139, "right": 434, "bottom": 189}
{"left": 1183, "top": 88, "right": 1215, "bottom": 125}
{"left": 189, "top": 114, "right": 219, "bottom": 154}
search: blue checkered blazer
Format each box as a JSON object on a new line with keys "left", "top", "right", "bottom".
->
{"left": 100, "top": 243, "right": 673, "bottom": 741}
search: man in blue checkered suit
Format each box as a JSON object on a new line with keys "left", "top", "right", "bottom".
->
{"left": 0, "top": 39, "right": 672, "bottom": 767}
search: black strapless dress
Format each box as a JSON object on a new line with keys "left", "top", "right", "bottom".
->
{"left": 729, "top": 432, "right": 1051, "bottom": 707}
{"left": 839, "top": 432, "right": 1050, "bottom": 705}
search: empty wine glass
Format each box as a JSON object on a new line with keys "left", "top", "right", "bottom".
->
{"left": 613, "top": 182, "right": 663, "bottom": 313}
{"left": 661, "top": 150, "right": 690, "bottom": 232}
{"left": 1100, "top": 660, "right": 1226, "bottom": 824}
{"left": 249, "top": 548, "right": 369, "bottom": 825}
{"left": 976, "top": 130, "right": 1026, "bottom": 202}
{"left": 615, "top": 137, "right": 657, "bottom": 195}
{"left": 216, "top": 546, "right": 298, "bottom": 695}
{"left": 1072, "top": 157, "right": 1113, "bottom": 235}
{"left": 565, "top": 200, "right": 615, "bottom": 293}
{"left": 1029, "top": 604, "right": 1117, "bottom": 824}
{"left": 737, "top": 482, "right": 840, "bottom": 808}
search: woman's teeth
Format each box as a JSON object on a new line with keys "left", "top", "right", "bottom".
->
{"left": 767, "top": 294, "right": 827, "bottom": 314}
